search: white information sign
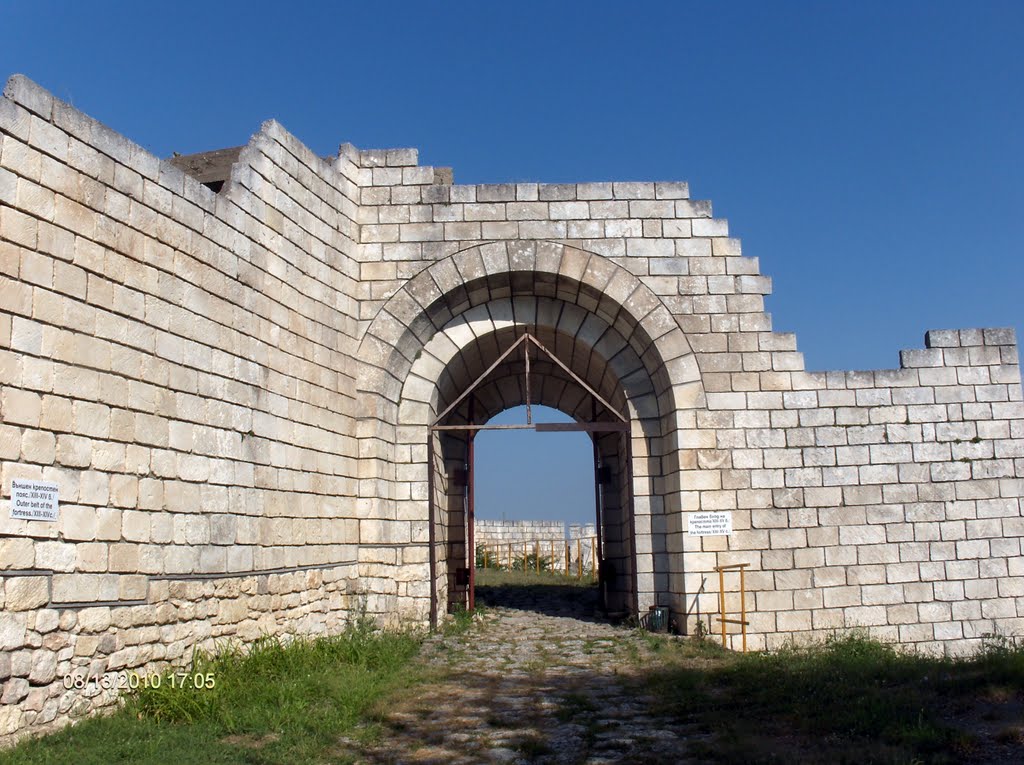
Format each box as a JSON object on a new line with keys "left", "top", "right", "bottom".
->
{"left": 10, "top": 480, "right": 60, "bottom": 522}
{"left": 687, "top": 511, "right": 732, "bottom": 536}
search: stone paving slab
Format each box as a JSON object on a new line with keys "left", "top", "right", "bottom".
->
{"left": 350, "top": 585, "right": 708, "bottom": 764}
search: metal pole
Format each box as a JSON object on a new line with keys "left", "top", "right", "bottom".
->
{"left": 577, "top": 538, "right": 582, "bottom": 579}
{"left": 565, "top": 542, "right": 570, "bottom": 576}
{"left": 624, "top": 430, "right": 639, "bottom": 618}
{"left": 592, "top": 401, "right": 604, "bottom": 565}
{"left": 535, "top": 541, "right": 540, "bottom": 573}
{"left": 740, "top": 566, "right": 747, "bottom": 653}
{"left": 524, "top": 338, "right": 532, "bottom": 425}
{"left": 426, "top": 430, "right": 437, "bottom": 630}
{"left": 467, "top": 398, "right": 475, "bottom": 613}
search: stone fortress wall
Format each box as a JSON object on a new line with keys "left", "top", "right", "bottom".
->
{"left": 0, "top": 75, "right": 370, "bottom": 742}
{"left": 474, "top": 519, "right": 598, "bottom": 545}
{"left": 2, "top": 74, "right": 1023, "bottom": 743}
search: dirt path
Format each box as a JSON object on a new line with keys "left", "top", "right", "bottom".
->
{"left": 351, "top": 585, "right": 706, "bottom": 764}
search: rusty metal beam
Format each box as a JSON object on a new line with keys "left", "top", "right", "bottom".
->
{"left": 525, "top": 334, "right": 627, "bottom": 422}
{"left": 431, "top": 423, "right": 536, "bottom": 432}
{"left": 533, "top": 422, "right": 629, "bottom": 432}
{"left": 432, "top": 331, "right": 628, "bottom": 428}
{"left": 431, "top": 333, "right": 531, "bottom": 426}
{"left": 431, "top": 421, "right": 628, "bottom": 433}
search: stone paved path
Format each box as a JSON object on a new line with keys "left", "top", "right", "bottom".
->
{"left": 351, "top": 584, "right": 706, "bottom": 764}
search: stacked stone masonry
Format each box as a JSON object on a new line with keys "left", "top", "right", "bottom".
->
{"left": 1, "top": 74, "right": 1023, "bottom": 743}
{"left": 474, "top": 520, "right": 597, "bottom": 545}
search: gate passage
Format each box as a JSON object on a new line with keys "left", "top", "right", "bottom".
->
{"left": 427, "top": 333, "right": 632, "bottom": 619}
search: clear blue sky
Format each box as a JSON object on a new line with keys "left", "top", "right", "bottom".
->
{"left": 3, "top": 1, "right": 1021, "bottom": 525}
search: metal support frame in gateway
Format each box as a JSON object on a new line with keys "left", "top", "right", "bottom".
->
{"left": 424, "top": 331, "right": 636, "bottom": 626}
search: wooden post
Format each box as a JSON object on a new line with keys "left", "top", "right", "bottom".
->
{"left": 718, "top": 566, "right": 727, "bottom": 648}
{"left": 592, "top": 536, "right": 598, "bottom": 581}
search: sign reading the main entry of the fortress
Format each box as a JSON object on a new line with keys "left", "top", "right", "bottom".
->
{"left": 10, "top": 480, "right": 59, "bottom": 522}
{"left": 688, "top": 511, "right": 732, "bottom": 536}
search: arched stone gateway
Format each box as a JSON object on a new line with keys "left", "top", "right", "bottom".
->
{"left": 1, "top": 75, "right": 1023, "bottom": 743}
{"left": 356, "top": 241, "right": 706, "bottom": 625}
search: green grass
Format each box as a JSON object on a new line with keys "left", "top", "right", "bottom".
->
{"left": 474, "top": 567, "right": 597, "bottom": 588}
{"left": 2, "top": 620, "right": 423, "bottom": 765}
{"left": 440, "top": 603, "right": 478, "bottom": 636}
{"left": 635, "top": 631, "right": 1024, "bottom": 764}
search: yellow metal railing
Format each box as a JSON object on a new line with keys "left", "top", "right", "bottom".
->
{"left": 714, "top": 562, "right": 750, "bottom": 652}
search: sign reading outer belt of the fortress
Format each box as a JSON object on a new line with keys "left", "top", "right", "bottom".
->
{"left": 9, "top": 480, "right": 60, "bottom": 522}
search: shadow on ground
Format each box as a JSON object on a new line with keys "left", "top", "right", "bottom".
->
{"left": 475, "top": 580, "right": 608, "bottom": 624}
{"left": 349, "top": 665, "right": 702, "bottom": 765}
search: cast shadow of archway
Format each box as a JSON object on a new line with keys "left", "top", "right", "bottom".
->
{"left": 474, "top": 580, "right": 611, "bottom": 625}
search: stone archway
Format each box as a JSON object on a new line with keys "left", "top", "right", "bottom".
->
{"left": 355, "top": 241, "right": 706, "bottom": 626}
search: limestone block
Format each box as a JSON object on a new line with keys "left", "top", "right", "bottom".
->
{"left": 10, "top": 317, "right": 44, "bottom": 356}
{"left": 137, "top": 478, "right": 164, "bottom": 511}
{"left": 108, "top": 543, "right": 139, "bottom": 572}
{"left": 34, "top": 542, "right": 75, "bottom": 572}
{"left": 549, "top": 201, "right": 589, "bottom": 220}
{"left": 2, "top": 388, "right": 41, "bottom": 427}
{"left": 119, "top": 509, "right": 149, "bottom": 543}
{"left": 692, "top": 218, "right": 729, "bottom": 237}
{"left": 625, "top": 238, "right": 673, "bottom": 258}
{"left": 0, "top": 165, "right": 15, "bottom": 205}
{"left": 85, "top": 509, "right": 118, "bottom": 545}
{"left": 4, "top": 577, "right": 48, "bottom": 610}
{"left": 61, "top": 505, "right": 98, "bottom": 541}
{"left": 0, "top": 537, "right": 34, "bottom": 569}
{"left": 1, "top": 677, "right": 29, "bottom": 704}
{"left": 0, "top": 423, "right": 21, "bottom": 461}
{"left": 209, "top": 514, "right": 237, "bottom": 544}
{"left": 77, "top": 607, "right": 112, "bottom": 633}
{"left": 537, "top": 183, "right": 575, "bottom": 201}
{"left": 0, "top": 206, "right": 38, "bottom": 249}
{"left": 50, "top": 574, "right": 96, "bottom": 604}
{"left": 27, "top": 649, "right": 57, "bottom": 685}
{"left": 109, "top": 475, "right": 139, "bottom": 508}
{"left": 199, "top": 546, "right": 227, "bottom": 573}
{"left": 55, "top": 434, "right": 91, "bottom": 467}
